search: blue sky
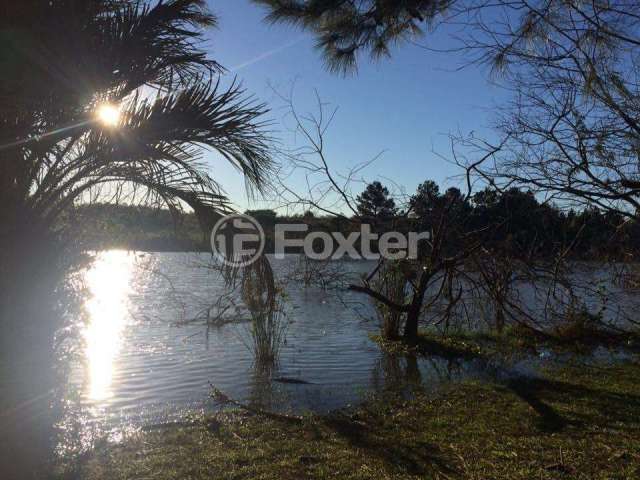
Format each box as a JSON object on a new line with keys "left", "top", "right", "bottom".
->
{"left": 203, "top": 0, "right": 507, "bottom": 211}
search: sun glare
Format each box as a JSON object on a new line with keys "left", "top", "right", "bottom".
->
{"left": 83, "top": 251, "right": 134, "bottom": 401}
{"left": 96, "top": 103, "right": 121, "bottom": 127}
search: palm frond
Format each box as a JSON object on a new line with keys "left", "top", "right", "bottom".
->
{"left": 1, "top": 0, "right": 274, "bottom": 251}
{"left": 115, "top": 77, "right": 273, "bottom": 193}
{"left": 99, "top": 0, "right": 223, "bottom": 94}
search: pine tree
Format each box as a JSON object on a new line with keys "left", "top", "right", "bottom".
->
{"left": 356, "top": 181, "right": 397, "bottom": 220}
{"left": 253, "top": 0, "right": 448, "bottom": 73}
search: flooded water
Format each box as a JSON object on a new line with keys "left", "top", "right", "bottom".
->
{"left": 54, "top": 252, "right": 392, "bottom": 452}
{"left": 1, "top": 251, "right": 638, "bottom": 474}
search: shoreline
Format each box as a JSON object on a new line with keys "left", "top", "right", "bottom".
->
{"left": 58, "top": 359, "right": 640, "bottom": 479}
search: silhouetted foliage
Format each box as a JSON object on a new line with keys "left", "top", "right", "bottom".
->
{"left": 0, "top": 0, "right": 273, "bottom": 356}
{"left": 356, "top": 181, "right": 397, "bottom": 221}
{"left": 252, "top": 0, "right": 450, "bottom": 74}
{"left": 0, "top": 0, "right": 272, "bottom": 277}
{"left": 410, "top": 180, "right": 440, "bottom": 218}
{"left": 79, "top": 181, "right": 640, "bottom": 261}
{"left": 255, "top": 0, "right": 640, "bottom": 218}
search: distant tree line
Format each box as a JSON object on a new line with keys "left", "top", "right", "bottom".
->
{"left": 407, "top": 181, "right": 640, "bottom": 261}
{"left": 75, "top": 180, "right": 640, "bottom": 261}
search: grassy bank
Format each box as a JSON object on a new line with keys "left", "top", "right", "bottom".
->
{"left": 62, "top": 361, "right": 640, "bottom": 479}
{"left": 371, "top": 323, "right": 640, "bottom": 360}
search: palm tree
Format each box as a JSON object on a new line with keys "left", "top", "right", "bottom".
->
{"left": 0, "top": 0, "right": 273, "bottom": 338}
{"left": 1, "top": 4, "right": 275, "bottom": 473}
{"left": 0, "top": 3, "right": 272, "bottom": 271}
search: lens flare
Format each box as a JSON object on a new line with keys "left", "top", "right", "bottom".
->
{"left": 96, "top": 103, "right": 121, "bottom": 127}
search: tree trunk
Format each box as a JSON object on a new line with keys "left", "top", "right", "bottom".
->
{"left": 495, "top": 305, "right": 505, "bottom": 334}
{"left": 403, "top": 270, "right": 431, "bottom": 342}
{"left": 403, "top": 306, "right": 419, "bottom": 341}
{"left": 403, "top": 289, "right": 426, "bottom": 341}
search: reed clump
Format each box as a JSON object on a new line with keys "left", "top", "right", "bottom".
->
{"left": 248, "top": 300, "right": 287, "bottom": 364}
{"left": 239, "top": 257, "right": 287, "bottom": 365}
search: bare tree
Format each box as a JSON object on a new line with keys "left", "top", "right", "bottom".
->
{"left": 270, "top": 91, "right": 486, "bottom": 341}
{"left": 439, "top": 1, "right": 640, "bottom": 220}
{"left": 255, "top": 1, "right": 640, "bottom": 219}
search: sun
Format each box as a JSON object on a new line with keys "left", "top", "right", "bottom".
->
{"left": 96, "top": 103, "right": 121, "bottom": 127}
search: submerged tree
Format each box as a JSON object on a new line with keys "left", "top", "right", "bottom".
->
{"left": 272, "top": 93, "right": 484, "bottom": 342}
{"left": 352, "top": 186, "right": 481, "bottom": 341}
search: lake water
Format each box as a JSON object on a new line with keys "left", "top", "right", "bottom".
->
{"left": 54, "top": 251, "right": 422, "bottom": 454}
{"left": 2, "top": 251, "right": 639, "bottom": 472}
{"left": 56, "top": 252, "right": 384, "bottom": 448}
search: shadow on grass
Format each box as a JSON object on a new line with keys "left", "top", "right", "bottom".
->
{"left": 319, "top": 410, "right": 459, "bottom": 477}
{"left": 377, "top": 333, "right": 640, "bottom": 439}
{"left": 505, "top": 377, "right": 568, "bottom": 432}
{"left": 416, "top": 333, "right": 572, "bottom": 432}
{"left": 314, "top": 362, "right": 640, "bottom": 478}
{"left": 506, "top": 371, "right": 640, "bottom": 432}
{"left": 412, "top": 335, "right": 482, "bottom": 361}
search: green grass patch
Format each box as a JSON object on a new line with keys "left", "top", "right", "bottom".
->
{"left": 371, "top": 324, "right": 640, "bottom": 360}
{"left": 60, "top": 361, "right": 640, "bottom": 479}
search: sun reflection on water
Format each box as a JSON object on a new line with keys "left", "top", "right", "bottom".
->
{"left": 83, "top": 251, "right": 134, "bottom": 401}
